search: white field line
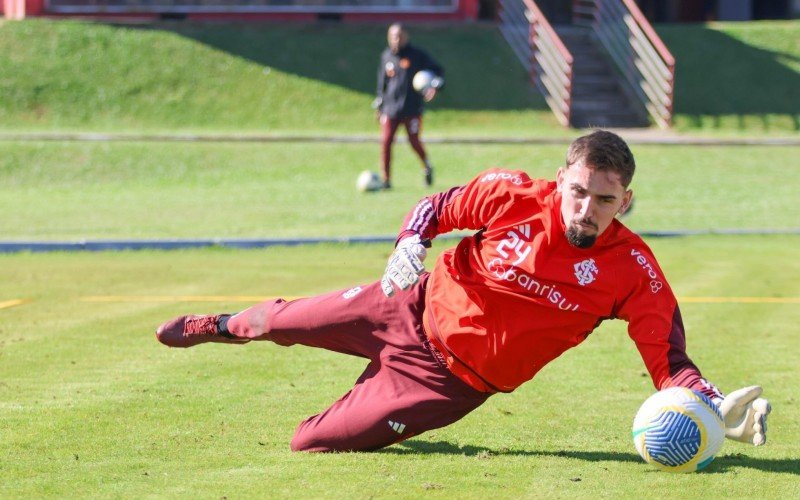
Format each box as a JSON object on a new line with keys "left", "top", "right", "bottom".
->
{"left": 0, "top": 299, "right": 28, "bottom": 310}
{"left": 78, "top": 295, "right": 800, "bottom": 304}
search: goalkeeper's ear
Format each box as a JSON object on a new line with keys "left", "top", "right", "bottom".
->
{"left": 618, "top": 190, "right": 633, "bottom": 216}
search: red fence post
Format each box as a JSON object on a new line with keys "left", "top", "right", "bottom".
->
{"left": 458, "top": 0, "right": 479, "bottom": 20}
{"left": 3, "top": 0, "right": 26, "bottom": 19}
{"left": 27, "top": 0, "right": 43, "bottom": 15}
{"left": 529, "top": 18, "right": 537, "bottom": 85}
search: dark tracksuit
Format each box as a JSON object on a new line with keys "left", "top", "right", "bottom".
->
{"left": 376, "top": 44, "right": 443, "bottom": 183}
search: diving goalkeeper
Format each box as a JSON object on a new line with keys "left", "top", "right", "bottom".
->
{"left": 156, "top": 130, "right": 771, "bottom": 452}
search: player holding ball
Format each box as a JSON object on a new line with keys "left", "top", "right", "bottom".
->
{"left": 372, "top": 23, "right": 443, "bottom": 190}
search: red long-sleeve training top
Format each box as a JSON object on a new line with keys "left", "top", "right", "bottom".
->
{"left": 399, "top": 168, "right": 721, "bottom": 398}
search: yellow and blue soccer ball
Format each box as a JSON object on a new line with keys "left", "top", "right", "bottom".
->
{"left": 632, "top": 387, "right": 725, "bottom": 472}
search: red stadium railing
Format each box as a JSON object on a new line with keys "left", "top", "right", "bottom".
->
{"left": 498, "top": 0, "right": 574, "bottom": 127}
{"left": 525, "top": 0, "right": 573, "bottom": 127}
{"left": 573, "top": 0, "right": 675, "bottom": 128}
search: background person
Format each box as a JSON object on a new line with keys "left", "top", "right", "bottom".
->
{"left": 373, "top": 23, "right": 443, "bottom": 190}
{"left": 156, "top": 130, "right": 771, "bottom": 453}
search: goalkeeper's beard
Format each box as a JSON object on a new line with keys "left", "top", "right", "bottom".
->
{"left": 565, "top": 221, "right": 598, "bottom": 249}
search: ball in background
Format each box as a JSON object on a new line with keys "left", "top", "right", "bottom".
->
{"left": 356, "top": 170, "right": 383, "bottom": 192}
{"left": 632, "top": 387, "right": 725, "bottom": 473}
{"left": 412, "top": 70, "right": 444, "bottom": 94}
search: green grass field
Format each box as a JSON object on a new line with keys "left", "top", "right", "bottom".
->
{"left": 1, "top": 238, "right": 799, "bottom": 497}
{"left": 0, "top": 19, "right": 798, "bottom": 135}
{"left": 659, "top": 21, "right": 800, "bottom": 133}
{"left": 1, "top": 141, "right": 798, "bottom": 240}
{"left": 1, "top": 140, "right": 799, "bottom": 496}
{"left": 1, "top": 15, "right": 799, "bottom": 498}
{"left": 0, "top": 20, "right": 554, "bottom": 136}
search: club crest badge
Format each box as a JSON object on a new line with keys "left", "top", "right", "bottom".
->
{"left": 574, "top": 258, "right": 599, "bottom": 286}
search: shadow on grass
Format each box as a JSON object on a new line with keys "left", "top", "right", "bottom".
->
{"left": 384, "top": 440, "right": 799, "bottom": 474}
{"left": 127, "top": 22, "right": 546, "bottom": 112}
{"left": 120, "top": 21, "right": 799, "bottom": 127}
{"left": 660, "top": 24, "right": 800, "bottom": 129}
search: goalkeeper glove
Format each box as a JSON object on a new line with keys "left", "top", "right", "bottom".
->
{"left": 717, "top": 385, "right": 771, "bottom": 446}
{"left": 381, "top": 235, "right": 427, "bottom": 297}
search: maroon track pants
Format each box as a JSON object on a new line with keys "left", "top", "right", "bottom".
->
{"left": 225, "top": 274, "right": 489, "bottom": 452}
{"left": 380, "top": 114, "right": 427, "bottom": 183}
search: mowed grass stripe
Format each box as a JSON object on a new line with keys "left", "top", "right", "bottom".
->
{"left": 2, "top": 142, "right": 798, "bottom": 240}
{"left": 0, "top": 299, "right": 27, "bottom": 309}
{"left": 78, "top": 295, "right": 800, "bottom": 304}
{"left": 80, "top": 295, "right": 304, "bottom": 302}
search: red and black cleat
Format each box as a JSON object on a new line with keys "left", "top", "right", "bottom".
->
{"left": 155, "top": 314, "right": 248, "bottom": 348}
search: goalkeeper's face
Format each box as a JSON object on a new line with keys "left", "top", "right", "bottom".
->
{"left": 556, "top": 161, "right": 632, "bottom": 248}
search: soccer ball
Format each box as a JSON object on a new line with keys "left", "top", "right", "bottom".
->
{"left": 356, "top": 170, "right": 382, "bottom": 192}
{"left": 412, "top": 70, "right": 444, "bottom": 93}
{"left": 632, "top": 387, "right": 725, "bottom": 473}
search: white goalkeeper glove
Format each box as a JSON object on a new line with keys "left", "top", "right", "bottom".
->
{"left": 381, "top": 235, "right": 427, "bottom": 297}
{"left": 717, "top": 385, "right": 771, "bottom": 446}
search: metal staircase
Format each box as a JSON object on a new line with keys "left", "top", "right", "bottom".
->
{"left": 557, "top": 25, "right": 648, "bottom": 128}
{"left": 498, "top": 0, "right": 675, "bottom": 129}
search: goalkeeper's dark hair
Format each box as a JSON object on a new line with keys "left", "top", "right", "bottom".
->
{"left": 566, "top": 130, "right": 636, "bottom": 187}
